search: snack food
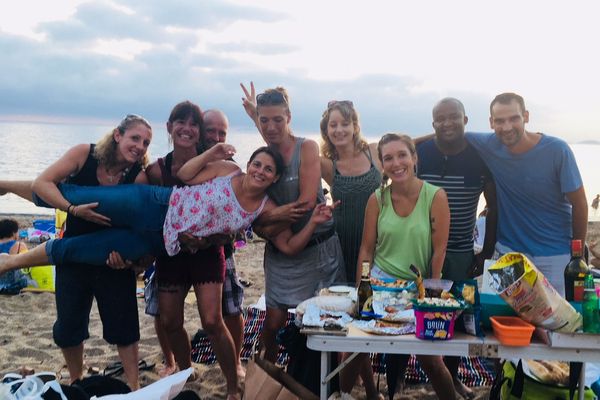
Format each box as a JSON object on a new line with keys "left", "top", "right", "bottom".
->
{"left": 370, "top": 277, "right": 413, "bottom": 289}
{"left": 526, "top": 360, "right": 569, "bottom": 386}
{"left": 488, "top": 253, "right": 582, "bottom": 332}
{"left": 414, "top": 297, "right": 462, "bottom": 308}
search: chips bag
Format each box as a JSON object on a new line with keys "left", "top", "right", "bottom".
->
{"left": 488, "top": 253, "right": 581, "bottom": 332}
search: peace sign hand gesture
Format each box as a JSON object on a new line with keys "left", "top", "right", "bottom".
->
{"left": 240, "top": 81, "right": 257, "bottom": 122}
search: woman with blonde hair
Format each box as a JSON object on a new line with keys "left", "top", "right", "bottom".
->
{"left": 320, "top": 100, "right": 382, "bottom": 282}
{"left": 320, "top": 101, "right": 383, "bottom": 399}
{"left": 0, "top": 114, "right": 152, "bottom": 390}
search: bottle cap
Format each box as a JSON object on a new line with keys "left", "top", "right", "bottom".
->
{"left": 572, "top": 239, "right": 582, "bottom": 253}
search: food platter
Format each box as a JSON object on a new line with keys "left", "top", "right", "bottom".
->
{"left": 352, "top": 319, "right": 416, "bottom": 335}
{"left": 370, "top": 277, "right": 415, "bottom": 292}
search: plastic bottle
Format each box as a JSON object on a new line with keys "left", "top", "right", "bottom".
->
{"left": 564, "top": 240, "right": 589, "bottom": 302}
{"left": 582, "top": 274, "right": 600, "bottom": 333}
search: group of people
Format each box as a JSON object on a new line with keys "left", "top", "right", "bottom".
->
{"left": 0, "top": 87, "right": 589, "bottom": 400}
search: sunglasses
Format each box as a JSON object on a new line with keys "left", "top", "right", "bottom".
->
{"left": 327, "top": 100, "right": 354, "bottom": 108}
{"left": 118, "top": 114, "right": 151, "bottom": 131}
{"left": 256, "top": 91, "right": 288, "bottom": 106}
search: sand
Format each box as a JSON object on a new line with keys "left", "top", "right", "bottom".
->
{"left": 1, "top": 215, "right": 599, "bottom": 399}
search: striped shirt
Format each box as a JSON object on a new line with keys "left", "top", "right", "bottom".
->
{"left": 417, "top": 139, "right": 491, "bottom": 252}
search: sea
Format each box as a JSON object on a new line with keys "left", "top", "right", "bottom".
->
{"left": 0, "top": 121, "right": 599, "bottom": 221}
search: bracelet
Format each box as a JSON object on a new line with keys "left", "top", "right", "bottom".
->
{"left": 67, "top": 204, "right": 75, "bottom": 215}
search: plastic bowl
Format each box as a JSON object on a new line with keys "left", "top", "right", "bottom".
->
{"left": 490, "top": 316, "right": 535, "bottom": 346}
{"left": 480, "top": 293, "right": 517, "bottom": 329}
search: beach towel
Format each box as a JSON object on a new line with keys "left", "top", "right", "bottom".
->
{"left": 191, "top": 307, "right": 295, "bottom": 366}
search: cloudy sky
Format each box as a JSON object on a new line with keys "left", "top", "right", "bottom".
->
{"left": 1, "top": 0, "right": 599, "bottom": 141}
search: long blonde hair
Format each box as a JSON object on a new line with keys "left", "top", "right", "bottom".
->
{"left": 319, "top": 101, "right": 368, "bottom": 160}
{"left": 94, "top": 115, "right": 151, "bottom": 168}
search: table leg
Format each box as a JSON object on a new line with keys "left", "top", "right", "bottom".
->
{"left": 320, "top": 351, "right": 330, "bottom": 400}
{"left": 578, "top": 362, "right": 586, "bottom": 400}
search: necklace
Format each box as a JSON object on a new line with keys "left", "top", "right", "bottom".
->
{"left": 106, "top": 166, "right": 130, "bottom": 183}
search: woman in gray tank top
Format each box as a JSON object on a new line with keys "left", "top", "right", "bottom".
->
{"left": 242, "top": 83, "right": 345, "bottom": 362}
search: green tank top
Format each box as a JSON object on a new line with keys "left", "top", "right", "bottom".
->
{"left": 374, "top": 181, "right": 440, "bottom": 280}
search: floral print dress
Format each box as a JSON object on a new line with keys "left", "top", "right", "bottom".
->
{"left": 163, "top": 171, "right": 268, "bottom": 256}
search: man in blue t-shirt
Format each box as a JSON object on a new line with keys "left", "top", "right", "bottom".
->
{"left": 466, "top": 92, "right": 588, "bottom": 296}
{"left": 417, "top": 98, "right": 498, "bottom": 399}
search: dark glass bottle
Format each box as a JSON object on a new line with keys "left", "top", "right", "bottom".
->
{"left": 357, "top": 261, "right": 373, "bottom": 319}
{"left": 564, "top": 240, "right": 589, "bottom": 302}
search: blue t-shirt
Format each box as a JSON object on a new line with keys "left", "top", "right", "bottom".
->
{"left": 465, "top": 132, "right": 582, "bottom": 256}
{"left": 417, "top": 139, "right": 491, "bottom": 252}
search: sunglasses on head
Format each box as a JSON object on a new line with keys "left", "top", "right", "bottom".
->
{"left": 256, "top": 91, "right": 288, "bottom": 106}
{"left": 118, "top": 114, "right": 150, "bottom": 130}
{"left": 327, "top": 100, "right": 354, "bottom": 108}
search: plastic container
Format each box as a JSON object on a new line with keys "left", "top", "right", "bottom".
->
{"left": 414, "top": 307, "right": 458, "bottom": 340}
{"left": 490, "top": 316, "right": 535, "bottom": 346}
{"left": 480, "top": 293, "right": 517, "bottom": 329}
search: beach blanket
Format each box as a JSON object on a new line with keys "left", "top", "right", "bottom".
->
{"left": 191, "top": 307, "right": 295, "bottom": 366}
{"left": 190, "top": 307, "right": 496, "bottom": 387}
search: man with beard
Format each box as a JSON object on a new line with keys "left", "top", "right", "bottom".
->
{"left": 466, "top": 92, "right": 588, "bottom": 296}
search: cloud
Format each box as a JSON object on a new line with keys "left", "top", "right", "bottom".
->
{"left": 121, "top": 0, "right": 285, "bottom": 29}
{"left": 208, "top": 41, "right": 298, "bottom": 55}
{"left": 0, "top": 0, "right": 510, "bottom": 137}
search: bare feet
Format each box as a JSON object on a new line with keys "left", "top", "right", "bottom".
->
{"left": 157, "top": 363, "right": 177, "bottom": 378}
{"left": 236, "top": 363, "right": 246, "bottom": 380}
{"left": 454, "top": 378, "right": 474, "bottom": 400}
{"left": 186, "top": 367, "right": 199, "bottom": 383}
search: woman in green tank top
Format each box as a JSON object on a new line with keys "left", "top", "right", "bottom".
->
{"left": 355, "top": 133, "right": 456, "bottom": 400}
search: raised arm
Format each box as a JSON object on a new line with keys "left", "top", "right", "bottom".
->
{"left": 240, "top": 82, "right": 260, "bottom": 132}
{"left": 567, "top": 186, "right": 588, "bottom": 243}
{"left": 355, "top": 194, "right": 380, "bottom": 285}
{"left": 429, "top": 189, "right": 450, "bottom": 280}
{"left": 32, "top": 144, "right": 112, "bottom": 225}
{"left": 177, "top": 143, "right": 238, "bottom": 185}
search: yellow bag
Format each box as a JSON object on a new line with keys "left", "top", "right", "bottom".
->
{"left": 488, "top": 253, "right": 581, "bottom": 332}
{"left": 29, "top": 265, "right": 55, "bottom": 291}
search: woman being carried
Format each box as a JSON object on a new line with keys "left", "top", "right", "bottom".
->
{"left": 0, "top": 144, "right": 336, "bottom": 281}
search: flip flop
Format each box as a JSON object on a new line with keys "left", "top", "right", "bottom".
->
{"left": 239, "top": 279, "right": 252, "bottom": 288}
{"left": 103, "top": 361, "right": 124, "bottom": 377}
{"left": 137, "top": 360, "right": 155, "bottom": 372}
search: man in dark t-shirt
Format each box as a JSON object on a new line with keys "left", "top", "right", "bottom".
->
{"left": 416, "top": 97, "right": 497, "bottom": 398}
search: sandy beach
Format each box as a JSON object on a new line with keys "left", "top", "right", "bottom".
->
{"left": 1, "top": 214, "right": 599, "bottom": 399}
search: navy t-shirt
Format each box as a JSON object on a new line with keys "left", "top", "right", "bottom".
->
{"left": 417, "top": 139, "right": 491, "bottom": 252}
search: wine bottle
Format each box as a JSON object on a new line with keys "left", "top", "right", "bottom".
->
{"left": 357, "top": 261, "right": 373, "bottom": 319}
{"left": 564, "top": 240, "right": 589, "bottom": 302}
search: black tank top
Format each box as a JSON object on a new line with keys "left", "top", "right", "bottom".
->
{"left": 63, "top": 144, "right": 142, "bottom": 237}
